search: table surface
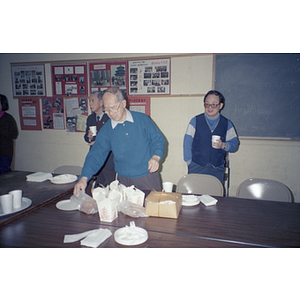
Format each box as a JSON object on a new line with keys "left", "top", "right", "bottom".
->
{"left": 1, "top": 179, "right": 300, "bottom": 247}
{"left": 0, "top": 171, "right": 75, "bottom": 225}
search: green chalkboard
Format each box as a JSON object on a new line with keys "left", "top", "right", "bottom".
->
{"left": 215, "top": 53, "right": 300, "bottom": 139}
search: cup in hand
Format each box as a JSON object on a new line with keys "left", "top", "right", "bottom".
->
{"left": 9, "top": 190, "right": 22, "bottom": 209}
{"left": 163, "top": 182, "right": 173, "bottom": 193}
{"left": 1, "top": 194, "right": 13, "bottom": 214}
{"left": 90, "top": 126, "right": 97, "bottom": 136}
{"left": 212, "top": 135, "right": 221, "bottom": 148}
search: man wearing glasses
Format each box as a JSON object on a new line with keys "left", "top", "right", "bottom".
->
{"left": 74, "top": 87, "right": 166, "bottom": 195}
{"left": 183, "top": 90, "right": 239, "bottom": 183}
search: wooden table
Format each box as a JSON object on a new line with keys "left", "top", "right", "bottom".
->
{"left": 0, "top": 171, "right": 75, "bottom": 226}
{"left": 1, "top": 183, "right": 299, "bottom": 247}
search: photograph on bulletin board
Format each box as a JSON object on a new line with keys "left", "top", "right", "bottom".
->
{"left": 128, "top": 58, "right": 170, "bottom": 95}
{"left": 52, "top": 64, "right": 88, "bottom": 97}
{"left": 11, "top": 64, "right": 46, "bottom": 97}
{"left": 18, "top": 97, "right": 42, "bottom": 130}
{"left": 64, "top": 96, "right": 88, "bottom": 132}
{"left": 89, "top": 61, "right": 128, "bottom": 94}
{"left": 41, "top": 97, "right": 65, "bottom": 129}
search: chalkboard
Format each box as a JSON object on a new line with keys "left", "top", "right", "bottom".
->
{"left": 215, "top": 53, "right": 300, "bottom": 139}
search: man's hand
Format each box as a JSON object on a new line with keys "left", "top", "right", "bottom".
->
{"left": 73, "top": 177, "right": 88, "bottom": 196}
{"left": 87, "top": 130, "right": 94, "bottom": 139}
{"left": 148, "top": 155, "right": 160, "bottom": 173}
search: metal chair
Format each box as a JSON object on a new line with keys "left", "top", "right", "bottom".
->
{"left": 176, "top": 174, "right": 224, "bottom": 196}
{"left": 236, "top": 178, "right": 293, "bottom": 202}
{"left": 52, "top": 165, "right": 82, "bottom": 176}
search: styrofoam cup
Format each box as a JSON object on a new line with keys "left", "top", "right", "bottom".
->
{"left": 1, "top": 194, "right": 13, "bottom": 214}
{"left": 212, "top": 135, "right": 221, "bottom": 148}
{"left": 9, "top": 190, "right": 22, "bottom": 209}
{"left": 90, "top": 126, "right": 97, "bottom": 136}
{"left": 163, "top": 182, "right": 173, "bottom": 192}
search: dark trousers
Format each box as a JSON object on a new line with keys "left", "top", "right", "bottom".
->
{"left": 0, "top": 156, "right": 12, "bottom": 174}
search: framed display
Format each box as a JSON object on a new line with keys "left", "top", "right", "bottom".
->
{"left": 18, "top": 97, "right": 42, "bottom": 130}
{"left": 89, "top": 61, "right": 128, "bottom": 95}
{"left": 127, "top": 96, "right": 151, "bottom": 117}
{"left": 12, "top": 64, "right": 46, "bottom": 97}
{"left": 41, "top": 96, "right": 65, "bottom": 129}
{"left": 52, "top": 63, "right": 88, "bottom": 96}
{"left": 128, "top": 58, "right": 170, "bottom": 95}
{"left": 64, "top": 96, "right": 88, "bottom": 132}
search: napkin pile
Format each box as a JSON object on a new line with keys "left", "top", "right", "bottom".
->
{"left": 199, "top": 194, "right": 218, "bottom": 206}
{"left": 64, "top": 228, "right": 112, "bottom": 248}
{"left": 26, "top": 172, "right": 53, "bottom": 182}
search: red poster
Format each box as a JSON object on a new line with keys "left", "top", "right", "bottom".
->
{"left": 18, "top": 97, "right": 42, "bottom": 130}
{"left": 89, "top": 61, "right": 128, "bottom": 95}
{"left": 127, "top": 96, "right": 151, "bottom": 117}
{"left": 41, "top": 96, "right": 65, "bottom": 129}
{"left": 52, "top": 64, "right": 88, "bottom": 97}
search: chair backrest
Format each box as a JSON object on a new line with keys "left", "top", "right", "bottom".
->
{"left": 176, "top": 174, "right": 224, "bottom": 196}
{"left": 52, "top": 165, "right": 82, "bottom": 176}
{"left": 236, "top": 178, "right": 293, "bottom": 202}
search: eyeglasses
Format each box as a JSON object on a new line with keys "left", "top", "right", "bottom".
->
{"left": 204, "top": 102, "right": 220, "bottom": 109}
{"left": 103, "top": 102, "right": 122, "bottom": 114}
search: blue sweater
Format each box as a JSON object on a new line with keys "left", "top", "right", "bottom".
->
{"left": 80, "top": 111, "right": 166, "bottom": 180}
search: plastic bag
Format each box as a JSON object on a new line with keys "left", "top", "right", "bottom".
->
{"left": 118, "top": 200, "right": 149, "bottom": 218}
{"left": 70, "top": 190, "right": 98, "bottom": 215}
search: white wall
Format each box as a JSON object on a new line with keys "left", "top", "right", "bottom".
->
{"left": 1, "top": 53, "right": 299, "bottom": 202}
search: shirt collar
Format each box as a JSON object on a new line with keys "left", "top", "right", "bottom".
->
{"left": 111, "top": 109, "right": 134, "bottom": 129}
{"left": 0, "top": 111, "right": 5, "bottom": 118}
{"left": 96, "top": 111, "right": 104, "bottom": 120}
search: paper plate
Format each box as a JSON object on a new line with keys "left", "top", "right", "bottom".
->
{"left": 114, "top": 226, "right": 148, "bottom": 246}
{"left": 182, "top": 195, "right": 201, "bottom": 207}
{"left": 56, "top": 200, "right": 79, "bottom": 211}
{"left": 50, "top": 174, "right": 77, "bottom": 184}
{"left": 0, "top": 197, "right": 32, "bottom": 216}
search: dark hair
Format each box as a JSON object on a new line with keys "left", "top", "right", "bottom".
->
{"left": 0, "top": 94, "right": 9, "bottom": 111}
{"left": 204, "top": 90, "right": 225, "bottom": 106}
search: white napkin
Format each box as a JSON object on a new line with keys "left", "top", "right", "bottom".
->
{"left": 80, "top": 229, "right": 112, "bottom": 248}
{"left": 200, "top": 194, "right": 218, "bottom": 206}
{"left": 26, "top": 172, "right": 53, "bottom": 182}
{"left": 63, "top": 228, "right": 112, "bottom": 247}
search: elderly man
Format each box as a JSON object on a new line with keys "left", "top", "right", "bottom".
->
{"left": 84, "top": 91, "right": 115, "bottom": 187}
{"left": 74, "top": 87, "right": 165, "bottom": 194}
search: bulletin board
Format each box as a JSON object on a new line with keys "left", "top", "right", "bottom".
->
{"left": 128, "top": 58, "right": 170, "bottom": 95}
{"left": 11, "top": 64, "right": 46, "bottom": 97}
{"left": 41, "top": 96, "right": 65, "bottom": 129}
{"left": 127, "top": 96, "right": 151, "bottom": 117}
{"left": 18, "top": 97, "right": 42, "bottom": 130}
{"left": 64, "top": 96, "right": 88, "bottom": 132}
{"left": 89, "top": 61, "right": 128, "bottom": 94}
{"left": 52, "top": 63, "right": 88, "bottom": 96}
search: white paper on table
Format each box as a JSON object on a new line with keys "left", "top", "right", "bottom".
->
{"left": 63, "top": 229, "right": 99, "bottom": 243}
{"left": 80, "top": 228, "right": 112, "bottom": 248}
{"left": 200, "top": 194, "right": 218, "bottom": 206}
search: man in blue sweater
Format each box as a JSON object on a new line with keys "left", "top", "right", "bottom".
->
{"left": 183, "top": 90, "right": 239, "bottom": 183}
{"left": 74, "top": 87, "right": 166, "bottom": 195}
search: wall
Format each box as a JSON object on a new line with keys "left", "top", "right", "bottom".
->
{"left": 1, "top": 53, "right": 299, "bottom": 202}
